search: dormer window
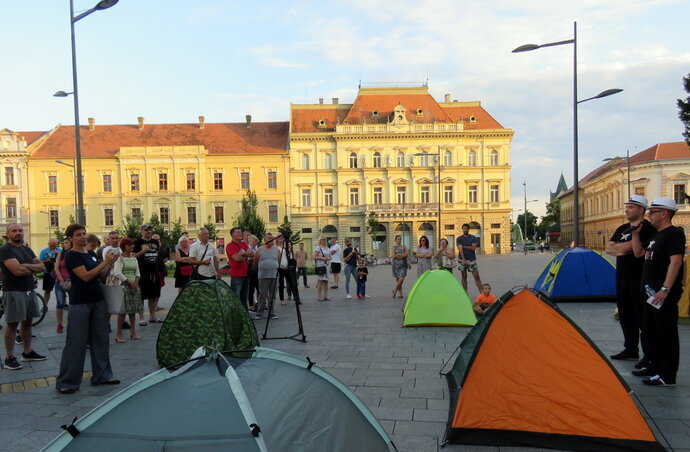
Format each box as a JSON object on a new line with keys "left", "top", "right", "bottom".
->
{"left": 392, "top": 103, "right": 408, "bottom": 125}
{"left": 469, "top": 116, "right": 476, "bottom": 123}
{"left": 416, "top": 108, "right": 423, "bottom": 115}
{"left": 318, "top": 119, "right": 326, "bottom": 128}
{"left": 372, "top": 110, "right": 379, "bottom": 117}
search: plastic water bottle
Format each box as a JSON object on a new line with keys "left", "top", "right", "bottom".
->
{"left": 644, "top": 285, "right": 656, "bottom": 297}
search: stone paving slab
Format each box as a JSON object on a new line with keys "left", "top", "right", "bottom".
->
{"left": 0, "top": 252, "right": 688, "bottom": 451}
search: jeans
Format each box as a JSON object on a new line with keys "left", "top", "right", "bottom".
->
{"left": 356, "top": 278, "right": 366, "bottom": 297}
{"left": 297, "top": 267, "right": 308, "bottom": 287}
{"left": 230, "top": 277, "right": 249, "bottom": 309}
{"left": 344, "top": 264, "right": 356, "bottom": 294}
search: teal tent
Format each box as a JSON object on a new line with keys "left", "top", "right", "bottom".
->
{"left": 403, "top": 270, "right": 477, "bottom": 327}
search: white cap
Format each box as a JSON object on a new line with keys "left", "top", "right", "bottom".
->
{"left": 624, "top": 194, "right": 648, "bottom": 208}
{"left": 649, "top": 197, "right": 678, "bottom": 212}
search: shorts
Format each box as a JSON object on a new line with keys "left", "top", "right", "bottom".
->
{"left": 2, "top": 291, "right": 41, "bottom": 324}
{"left": 458, "top": 260, "right": 479, "bottom": 273}
{"left": 42, "top": 273, "right": 56, "bottom": 291}
{"left": 330, "top": 263, "right": 341, "bottom": 274}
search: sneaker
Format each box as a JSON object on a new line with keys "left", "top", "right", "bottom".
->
{"left": 635, "top": 358, "right": 650, "bottom": 369}
{"left": 346, "top": 294, "right": 352, "bottom": 299}
{"left": 254, "top": 314, "right": 263, "bottom": 320}
{"left": 269, "top": 313, "right": 278, "bottom": 319}
{"left": 3, "top": 356, "right": 22, "bottom": 370}
{"left": 122, "top": 321, "right": 130, "bottom": 330}
{"left": 56, "top": 325, "right": 64, "bottom": 334}
{"left": 14, "top": 334, "right": 22, "bottom": 345}
{"left": 632, "top": 367, "right": 656, "bottom": 377}
{"left": 610, "top": 350, "right": 639, "bottom": 361}
{"left": 364, "top": 295, "right": 370, "bottom": 298}
{"left": 21, "top": 350, "right": 47, "bottom": 362}
{"left": 642, "top": 375, "right": 675, "bottom": 387}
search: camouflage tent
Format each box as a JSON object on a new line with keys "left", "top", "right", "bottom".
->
{"left": 156, "top": 279, "right": 259, "bottom": 367}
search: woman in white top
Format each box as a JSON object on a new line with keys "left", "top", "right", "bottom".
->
{"left": 314, "top": 236, "right": 331, "bottom": 301}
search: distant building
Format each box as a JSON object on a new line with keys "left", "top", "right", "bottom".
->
{"left": 559, "top": 142, "right": 690, "bottom": 248}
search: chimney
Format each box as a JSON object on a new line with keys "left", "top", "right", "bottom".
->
{"left": 88, "top": 117, "right": 95, "bottom": 131}
{"left": 319, "top": 98, "right": 323, "bottom": 104}
{"left": 332, "top": 98, "right": 339, "bottom": 104}
{"left": 245, "top": 114, "right": 252, "bottom": 128}
{"left": 198, "top": 115, "right": 205, "bottom": 129}
{"left": 137, "top": 116, "right": 144, "bottom": 130}
{"left": 444, "top": 93, "right": 451, "bottom": 103}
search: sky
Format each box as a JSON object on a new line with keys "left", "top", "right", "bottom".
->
{"left": 2, "top": 0, "right": 689, "bottom": 218}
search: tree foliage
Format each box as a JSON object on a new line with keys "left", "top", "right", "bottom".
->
{"left": 54, "top": 214, "right": 77, "bottom": 243}
{"left": 278, "top": 214, "right": 301, "bottom": 244}
{"left": 678, "top": 73, "right": 690, "bottom": 145}
{"left": 516, "top": 211, "right": 538, "bottom": 240}
{"left": 234, "top": 190, "right": 266, "bottom": 242}
{"left": 366, "top": 212, "right": 384, "bottom": 253}
{"left": 116, "top": 214, "right": 143, "bottom": 240}
{"left": 203, "top": 216, "right": 218, "bottom": 241}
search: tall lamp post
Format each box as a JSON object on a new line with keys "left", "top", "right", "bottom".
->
{"left": 523, "top": 181, "right": 538, "bottom": 254}
{"left": 513, "top": 21, "right": 623, "bottom": 247}
{"left": 603, "top": 149, "right": 631, "bottom": 199}
{"left": 58, "top": 0, "right": 119, "bottom": 225}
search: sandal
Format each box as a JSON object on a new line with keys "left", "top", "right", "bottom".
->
{"left": 280, "top": 301, "right": 287, "bottom": 306}
{"left": 139, "top": 320, "right": 148, "bottom": 326}
{"left": 57, "top": 387, "right": 76, "bottom": 394}
{"left": 115, "top": 337, "right": 126, "bottom": 343}
{"left": 324, "top": 297, "right": 331, "bottom": 301}
{"left": 129, "top": 335, "right": 141, "bottom": 340}
{"left": 317, "top": 298, "right": 324, "bottom": 302}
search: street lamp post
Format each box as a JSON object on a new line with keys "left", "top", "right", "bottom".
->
{"left": 523, "top": 181, "right": 538, "bottom": 255}
{"left": 603, "top": 149, "right": 631, "bottom": 199}
{"left": 63, "top": 0, "right": 119, "bottom": 225}
{"left": 513, "top": 21, "right": 623, "bottom": 247}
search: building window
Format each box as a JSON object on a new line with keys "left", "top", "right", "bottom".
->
{"left": 131, "top": 207, "right": 141, "bottom": 219}
{"left": 468, "top": 150, "right": 477, "bottom": 166}
{"left": 397, "top": 186, "right": 406, "bottom": 204}
{"left": 187, "top": 206, "right": 197, "bottom": 224}
{"left": 102, "top": 174, "right": 112, "bottom": 192}
{"left": 302, "top": 188, "right": 311, "bottom": 207}
{"left": 268, "top": 171, "right": 277, "bottom": 189}
{"left": 490, "top": 150, "right": 499, "bottom": 166}
{"left": 302, "top": 154, "right": 310, "bottom": 170}
{"left": 324, "top": 188, "right": 333, "bottom": 206}
{"left": 444, "top": 150, "right": 452, "bottom": 166}
{"left": 349, "top": 187, "right": 359, "bottom": 205}
{"left": 5, "top": 198, "right": 16, "bottom": 219}
{"left": 159, "top": 207, "right": 169, "bottom": 224}
{"left": 373, "top": 187, "right": 383, "bottom": 204}
{"left": 673, "top": 184, "right": 686, "bottom": 204}
{"left": 49, "top": 209, "right": 59, "bottom": 227}
{"left": 468, "top": 185, "right": 478, "bottom": 203}
{"left": 373, "top": 152, "right": 381, "bottom": 168}
{"left": 420, "top": 185, "right": 430, "bottom": 203}
{"left": 490, "top": 184, "right": 500, "bottom": 202}
{"left": 5, "top": 167, "right": 14, "bottom": 185}
{"left": 397, "top": 152, "right": 405, "bottom": 167}
{"left": 48, "top": 175, "right": 58, "bottom": 193}
{"left": 349, "top": 152, "right": 358, "bottom": 168}
{"left": 158, "top": 173, "right": 168, "bottom": 191}
{"left": 240, "top": 172, "right": 250, "bottom": 190}
{"left": 444, "top": 185, "right": 454, "bottom": 203}
{"left": 268, "top": 205, "right": 278, "bottom": 223}
{"left": 214, "top": 206, "right": 224, "bottom": 224}
{"left": 635, "top": 187, "right": 645, "bottom": 196}
{"left": 214, "top": 172, "right": 223, "bottom": 190}
{"left": 130, "top": 174, "right": 140, "bottom": 191}
{"left": 302, "top": 228, "right": 312, "bottom": 234}
{"left": 491, "top": 223, "right": 501, "bottom": 229}
{"left": 324, "top": 153, "right": 333, "bottom": 170}
{"left": 419, "top": 152, "right": 429, "bottom": 167}
{"left": 186, "top": 172, "right": 196, "bottom": 190}
{"left": 104, "top": 208, "right": 114, "bottom": 226}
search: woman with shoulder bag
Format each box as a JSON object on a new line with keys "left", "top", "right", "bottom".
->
{"left": 174, "top": 236, "right": 192, "bottom": 293}
{"left": 111, "top": 238, "right": 144, "bottom": 343}
{"left": 314, "top": 236, "right": 331, "bottom": 301}
{"left": 53, "top": 238, "right": 72, "bottom": 334}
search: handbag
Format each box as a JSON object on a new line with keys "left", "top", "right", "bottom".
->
{"left": 179, "top": 265, "right": 193, "bottom": 277}
{"left": 61, "top": 279, "right": 72, "bottom": 291}
{"left": 102, "top": 284, "right": 125, "bottom": 314}
{"left": 315, "top": 247, "right": 327, "bottom": 275}
{"left": 190, "top": 245, "right": 209, "bottom": 280}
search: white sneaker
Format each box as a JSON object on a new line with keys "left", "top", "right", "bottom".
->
{"left": 346, "top": 293, "right": 352, "bottom": 299}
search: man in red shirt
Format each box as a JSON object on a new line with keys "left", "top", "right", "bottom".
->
{"left": 226, "top": 227, "right": 254, "bottom": 309}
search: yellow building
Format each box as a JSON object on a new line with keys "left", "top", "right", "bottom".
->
{"left": 26, "top": 116, "right": 289, "bottom": 252}
{"left": 559, "top": 142, "right": 690, "bottom": 249}
{"left": 288, "top": 85, "right": 514, "bottom": 254}
{"left": 1, "top": 129, "right": 41, "bottom": 235}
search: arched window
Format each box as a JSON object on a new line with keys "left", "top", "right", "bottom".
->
{"left": 397, "top": 152, "right": 405, "bottom": 167}
{"left": 302, "top": 153, "right": 310, "bottom": 170}
{"left": 444, "top": 150, "right": 452, "bottom": 166}
{"left": 324, "top": 153, "right": 333, "bottom": 170}
{"left": 468, "top": 150, "right": 476, "bottom": 167}
{"left": 490, "top": 150, "right": 499, "bottom": 166}
{"left": 349, "top": 152, "right": 358, "bottom": 169}
{"left": 373, "top": 152, "right": 381, "bottom": 168}
{"left": 419, "top": 151, "right": 429, "bottom": 167}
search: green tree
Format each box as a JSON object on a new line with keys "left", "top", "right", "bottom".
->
{"left": 516, "top": 211, "right": 538, "bottom": 240}
{"left": 117, "top": 214, "right": 143, "bottom": 240}
{"left": 278, "top": 214, "right": 301, "bottom": 244}
{"left": 234, "top": 190, "right": 266, "bottom": 242}
{"left": 54, "top": 214, "right": 77, "bottom": 243}
{"left": 169, "top": 217, "right": 185, "bottom": 250}
{"left": 203, "top": 216, "right": 218, "bottom": 241}
{"left": 541, "top": 199, "right": 561, "bottom": 226}
{"left": 148, "top": 213, "right": 174, "bottom": 258}
{"left": 366, "top": 212, "right": 383, "bottom": 253}
{"left": 678, "top": 73, "right": 690, "bottom": 145}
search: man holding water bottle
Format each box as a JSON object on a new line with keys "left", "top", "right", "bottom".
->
{"left": 631, "top": 197, "right": 685, "bottom": 387}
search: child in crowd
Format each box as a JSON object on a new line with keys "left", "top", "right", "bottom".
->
{"left": 356, "top": 259, "right": 369, "bottom": 299}
{"left": 473, "top": 283, "right": 496, "bottom": 316}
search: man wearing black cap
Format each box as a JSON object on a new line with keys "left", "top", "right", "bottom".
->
{"left": 605, "top": 194, "right": 653, "bottom": 362}
{"left": 631, "top": 197, "right": 685, "bottom": 386}
{"left": 133, "top": 224, "right": 163, "bottom": 324}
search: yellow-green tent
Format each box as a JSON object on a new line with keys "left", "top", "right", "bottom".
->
{"left": 403, "top": 270, "right": 477, "bottom": 327}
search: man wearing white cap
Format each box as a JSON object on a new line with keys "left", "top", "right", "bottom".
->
{"left": 631, "top": 197, "right": 685, "bottom": 386}
{"left": 606, "top": 194, "right": 653, "bottom": 363}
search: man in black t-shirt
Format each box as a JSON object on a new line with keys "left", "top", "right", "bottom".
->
{"left": 605, "top": 195, "right": 653, "bottom": 362}
{"left": 0, "top": 223, "right": 47, "bottom": 370}
{"left": 133, "top": 224, "right": 162, "bottom": 324}
{"left": 631, "top": 197, "right": 685, "bottom": 386}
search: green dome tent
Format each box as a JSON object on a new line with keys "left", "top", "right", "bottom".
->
{"left": 43, "top": 348, "right": 396, "bottom": 451}
{"left": 156, "top": 279, "right": 260, "bottom": 367}
{"left": 403, "top": 270, "right": 477, "bottom": 327}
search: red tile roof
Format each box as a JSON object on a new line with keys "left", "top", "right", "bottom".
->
{"left": 30, "top": 122, "right": 289, "bottom": 159}
{"left": 441, "top": 105, "right": 504, "bottom": 129}
{"left": 343, "top": 93, "right": 453, "bottom": 124}
{"left": 290, "top": 106, "right": 350, "bottom": 133}
{"left": 17, "top": 131, "right": 47, "bottom": 146}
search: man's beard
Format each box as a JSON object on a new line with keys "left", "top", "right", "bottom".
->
{"left": 10, "top": 236, "right": 23, "bottom": 244}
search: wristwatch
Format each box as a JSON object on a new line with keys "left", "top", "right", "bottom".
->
{"left": 661, "top": 286, "right": 670, "bottom": 294}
